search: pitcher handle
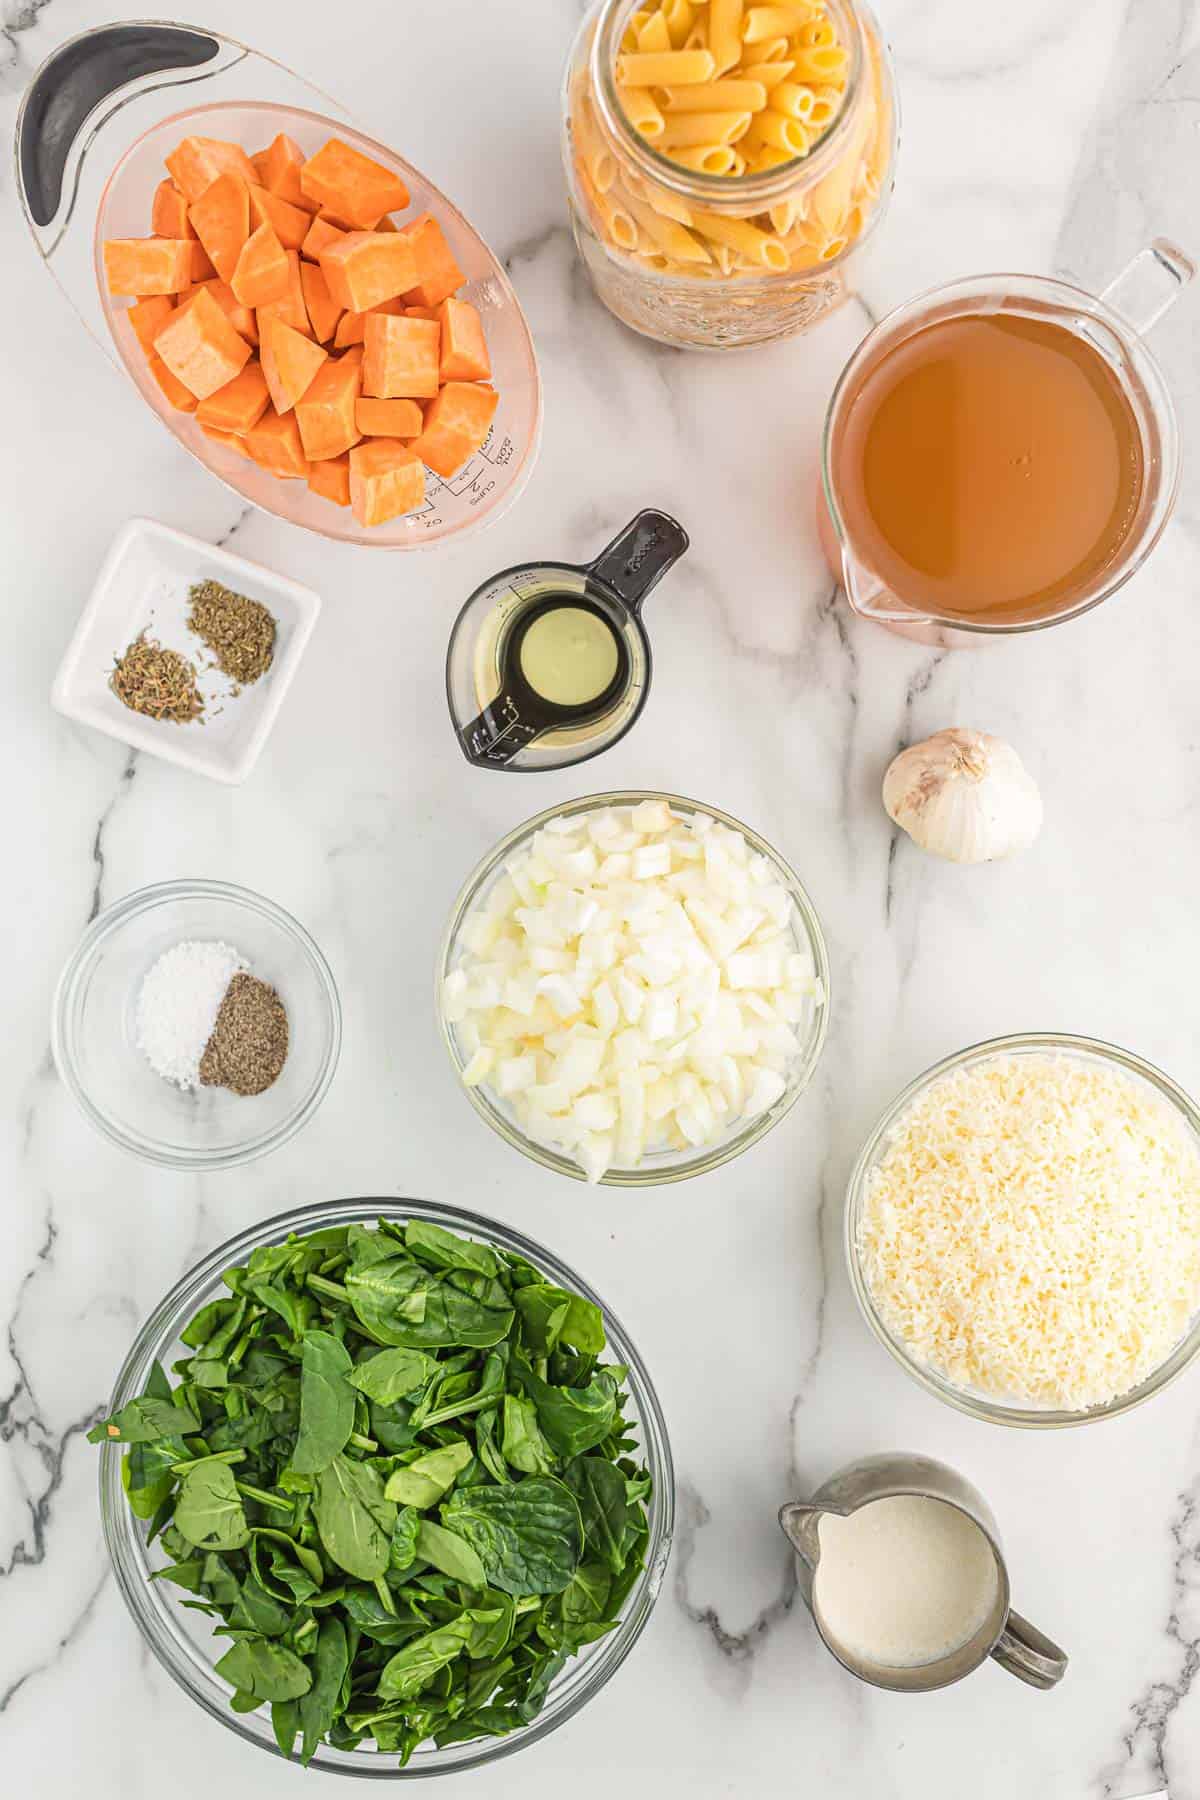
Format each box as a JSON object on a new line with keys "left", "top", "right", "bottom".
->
{"left": 1100, "top": 238, "right": 1195, "bottom": 336}
{"left": 989, "top": 1608, "right": 1068, "bottom": 1690}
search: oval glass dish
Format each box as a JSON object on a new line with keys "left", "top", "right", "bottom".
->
{"left": 16, "top": 25, "right": 540, "bottom": 548}
{"left": 439, "top": 791, "right": 830, "bottom": 1186}
{"left": 98, "top": 1195, "right": 674, "bottom": 1777}
{"left": 845, "top": 1032, "right": 1200, "bottom": 1428}
{"left": 51, "top": 878, "right": 340, "bottom": 1169}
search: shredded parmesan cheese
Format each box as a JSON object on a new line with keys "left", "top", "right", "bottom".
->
{"left": 858, "top": 1054, "right": 1200, "bottom": 1410}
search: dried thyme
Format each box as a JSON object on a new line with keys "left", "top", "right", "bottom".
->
{"left": 110, "top": 633, "right": 203, "bottom": 723}
{"left": 187, "top": 579, "right": 276, "bottom": 689}
{"left": 199, "top": 971, "right": 289, "bottom": 1096}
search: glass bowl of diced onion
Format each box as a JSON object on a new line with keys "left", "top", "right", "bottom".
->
{"left": 438, "top": 791, "right": 830, "bottom": 1186}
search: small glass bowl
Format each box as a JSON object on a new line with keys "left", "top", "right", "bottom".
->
{"left": 52, "top": 878, "right": 340, "bottom": 1169}
{"left": 439, "top": 791, "right": 830, "bottom": 1186}
{"left": 845, "top": 1032, "right": 1200, "bottom": 1428}
{"left": 98, "top": 1196, "right": 674, "bottom": 1777}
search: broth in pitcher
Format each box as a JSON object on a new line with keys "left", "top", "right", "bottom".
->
{"left": 832, "top": 311, "right": 1145, "bottom": 624}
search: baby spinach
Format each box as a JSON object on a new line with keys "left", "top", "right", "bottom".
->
{"left": 96, "top": 1216, "right": 653, "bottom": 1767}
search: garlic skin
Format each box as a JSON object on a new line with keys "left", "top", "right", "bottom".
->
{"left": 883, "top": 728, "right": 1042, "bottom": 864}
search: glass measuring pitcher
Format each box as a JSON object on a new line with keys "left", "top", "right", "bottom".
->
{"left": 446, "top": 510, "right": 688, "bottom": 771}
{"left": 819, "top": 241, "right": 1194, "bottom": 646}
{"left": 779, "top": 1452, "right": 1068, "bottom": 1692}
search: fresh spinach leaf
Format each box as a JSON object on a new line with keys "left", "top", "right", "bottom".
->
{"left": 414, "top": 1518, "right": 486, "bottom": 1587}
{"left": 441, "top": 1478, "right": 583, "bottom": 1597}
{"left": 215, "top": 1636, "right": 312, "bottom": 1701}
{"left": 299, "top": 1617, "right": 349, "bottom": 1765}
{"left": 174, "top": 1460, "right": 250, "bottom": 1552}
{"left": 313, "top": 1455, "right": 395, "bottom": 1580}
{"left": 384, "top": 1441, "right": 473, "bottom": 1508}
{"left": 292, "top": 1330, "right": 356, "bottom": 1474}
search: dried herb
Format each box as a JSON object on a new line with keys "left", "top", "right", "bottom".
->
{"left": 199, "top": 972, "right": 289, "bottom": 1096}
{"left": 110, "top": 633, "right": 203, "bottom": 723}
{"left": 188, "top": 579, "right": 276, "bottom": 689}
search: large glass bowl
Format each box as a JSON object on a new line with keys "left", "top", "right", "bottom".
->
{"left": 52, "top": 879, "right": 340, "bottom": 1170}
{"left": 98, "top": 1196, "right": 673, "bottom": 1778}
{"left": 439, "top": 791, "right": 831, "bottom": 1186}
{"left": 845, "top": 1033, "right": 1200, "bottom": 1428}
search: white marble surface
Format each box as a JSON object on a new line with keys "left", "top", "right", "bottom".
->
{"left": 3, "top": 0, "right": 1200, "bottom": 1794}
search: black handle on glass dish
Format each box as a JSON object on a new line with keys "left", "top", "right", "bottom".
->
{"left": 17, "top": 20, "right": 226, "bottom": 231}
{"left": 456, "top": 508, "right": 690, "bottom": 771}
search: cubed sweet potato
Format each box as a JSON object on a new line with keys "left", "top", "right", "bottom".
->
{"left": 151, "top": 180, "right": 195, "bottom": 239}
{"left": 308, "top": 452, "right": 351, "bottom": 506}
{"left": 355, "top": 396, "right": 423, "bottom": 437}
{"left": 362, "top": 314, "right": 440, "bottom": 400}
{"left": 437, "top": 297, "right": 491, "bottom": 382}
{"left": 395, "top": 213, "right": 465, "bottom": 308}
{"left": 349, "top": 438, "right": 425, "bottom": 525}
{"left": 146, "top": 352, "right": 198, "bottom": 412}
{"left": 333, "top": 296, "right": 404, "bottom": 349}
{"left": 254, "top": 133, "right": 313, "bottom": 210}
{"left": 404, "top": 305, "right": 438, "bottom": 320}
{"left": 188, "top": 173, "right": 249, "bottom": 285}
{"left": 104, "top": 237, "right": 193, "bottom": 296}
{"left": 296, "top": 347, "right": 363, "bottom": 461}
{"left": 299, "top": 137, "right": 409, "bottom": 229}
{"left": 259, "top": 313, "right": 327, "bottom": 414}
{"left": 152, "top": 284, "right": 252, "bottom": 399}
{"left": 301, "top": 214, "right": 347, "bottom": 261}
{"left": 195, "top": 360, "right": 270, "bottom": 434}
{"left": 200, "top": 423, "right": 253, "bottom": 459}
{"left": 410, "top": 381, "right": 499, "bottom": 478}
{"left": 165, "top": 135, "right": 259, "bottom": 202}
{"left": 317, "top": 231, "right": 419, "bottom": 313}
{"left": 231, "top": 222, "right": 290, "bottom": 309}
{"left": 127, "top": 294, "right": 175, "bottom": 354}
{"left": 299, "top": 263, "right": 343, "bottom": 344}
{"left": 193, "top": 278, "right": 258, "bottom": 345}
{"left": 188, "top": 240, "right": 217, "bottom": 282}
{"left": 247, "top": 183, "right": 311, "bottom": 252}
{"left": 256, "top": 250, "right": 311, "bottom": 337}
{"left": 244, "top": 405, "right": 310, "bottom": 478}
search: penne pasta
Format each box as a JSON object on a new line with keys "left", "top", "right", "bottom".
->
{"left": 669, "top": 142, "right": 738, "bottom": 173}
{"left": 637, "top": 10, "right": 672, "bottom": 52}
{"left": 752, "top": 59, "right": 798, "bottom": 88}
{"left": 657, "top": 110, "right": 752, "bottom": 147}
{"left": 740, "top": 35, "right": 790, "bottom": 63}
{"left": 623, "top": 191, "right": 713, "bottom": 262}
{"left": 742, "top": 5, "right": 815, "bottom": 42}
{"left": 743, "top": 110, "right": 809, "bottom": 154}
{"left": 621, "top": 11, "right": 650, "bottom": 51}
{"left": 798, "top": 15, "right": 834, "bottom": 43}
{"left": 616, "top": 48, "right": 716, "bottom": 84}
{"left": 790, "top": 44, "right": 848, "bottom": 80}
{"left": 594, "top": 188, "right": 640, "bottom": 251}
{"left": 707, "top": 0, "right": 745, "bottom": 74}
{"left": 663, "top": 0, "right": 698, "bottom": 46}
{"left": 576, "top": 100, "right": 617, "bottom": 193}
{"left": 689, "top": 208, "right": 789, "bottom": 267}
{"left": 769, "top": 81, "right": 815, "bottom": 120}
{"left": 725, "top": 149, "right": 748, "bottom": 176}
{"left": 618, "top": 84, "right": 667, "bottom": 137}
{"left": 661, "top": 78, "right": 767, "bottom": 111}
{"left": 645, "top": 183, "right": 696, "bottom": 224}
{"left": 767, "top": 196, "right": 800, "bottom": 234}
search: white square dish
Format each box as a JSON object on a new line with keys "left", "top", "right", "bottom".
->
{"left": 51, "top": 517, "right": 320, "bottom": 784}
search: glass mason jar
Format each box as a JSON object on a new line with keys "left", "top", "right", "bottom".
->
{"left": 561, "top": 0, "right": 898, "bottom": 350}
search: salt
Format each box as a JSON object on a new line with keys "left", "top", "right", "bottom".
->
{"left": 136, "top": 940, "right": 247, "bottom": 1089}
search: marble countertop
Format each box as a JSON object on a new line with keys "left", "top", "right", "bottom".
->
{"left": 3, "top": 1, "right": 1200, "bottom": 1794}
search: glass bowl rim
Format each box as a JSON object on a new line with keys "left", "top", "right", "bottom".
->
{"left": 98, "top": 1193, "right": 675, "bottom": 1778}
{"left": 51, "top": 876, "right": 341, "bottom": 1170}
{"left": 438, "top": 789, "right": 832, "bottom": 1187}
{"left": 844, "top": 1030, "right": 1200, "bottom": 1428}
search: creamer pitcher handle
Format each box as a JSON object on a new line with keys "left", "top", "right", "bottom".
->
{"left": 1100, "top": 239, "right": 1195, "bottom": 335}
{"left": 989, "top": 1608, "right": 1068, "bottom": 1690}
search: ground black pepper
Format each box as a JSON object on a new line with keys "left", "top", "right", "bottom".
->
{"left": 199, "top": 972, "right": 289, "bottom": 1096}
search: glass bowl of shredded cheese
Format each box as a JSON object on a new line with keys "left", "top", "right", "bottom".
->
{"left": 439, "top": 792, "right": 830, "bottom": 1186}
{"left": 846, "top": 1034, "right": 1200, "bottom": 1427}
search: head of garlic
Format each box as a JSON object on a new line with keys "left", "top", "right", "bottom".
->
{"left": 882, "top": 728, "right": 1042, "bottom": 864}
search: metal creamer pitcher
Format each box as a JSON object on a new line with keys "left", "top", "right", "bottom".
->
{"left": 779, "top": 1452, "right": 1068, "bottom": 1693}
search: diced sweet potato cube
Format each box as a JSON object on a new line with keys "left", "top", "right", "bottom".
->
{"left": 405, "top": 305, "right": 438, "bottom": 320}
{"left": 256, "top": 250, "right": 311, "bottom": 337}
{"left": 437, "top": 297, "right": 491, "bottom": 382}
{"left": 147, "top": 351, "right": 198, "bottom": 412}
{"left": 349, "top": 438, "right": 425, "bottom": 525}
{"left": 247, "top": 183, "right": 310, "bottom": 252}
{"left": 151, "top": 180, "right": 195, "bottom": 239}
{"left": 296, "top": 347, "right": 363, "bottom": 461}
{"left": 317, "top": 231, "right": 419, "bottom": 313}
{"left": 396, "top": 214, "right": 465, "bottom": 308}
{"left": 259, "top": 314, "right": 327, "bottom": 414}
{"left": 201, "top": 423, "right": 253, "bottom": 459}
{"left": 152, "top": 284, "right": 252, "bottom": 399}
{"left": 299, "top": 263, "right": 343, "bottom": 345}
{"left": 299, "top": 137, "right": 409, "bottom": 229}
{"left": 189, "top": 241, "right": 217, "bottom": 281}
{"left": 104, "top": 237, "right": 193, "bottom": 296}
{"left": 302, "top": 214, "right": 347, "bottom": 261}
{"left": 254, "top": 133, "right": 313, "bottom": 210}
{"left": 308, "top": 452, "right": 351, "bottom": 506}
{"left": 355, "top": 396, "right": 423, "bottom": 436}
{"left": 244, "top": 405, "right": 310, "bottom": 478}
{"left": 127, "top": 294, "right": 175, "bottom": 354}
{"left": 411, "top": 381, "right": 499, "bottom": 478}
{"left": 250, "top": 150, "right": 269, "bottom": 184}
{"left": 362, "top": 314, "right": 439, "bottom": 400}
{"left": 193, "top": 278, "right": 258, "bottom": 345}
{"left": 165, "top": 135, "right": 259, "bottom": 202}
{"left": 333, "top": 296, "right": 404, "bottom": 349}
{"left": 375, "top": 214, "right": 398, "bottom": 233}
{"left": 195, "top": 360, "right": 270, "bottom": 434}
{"left": 188, "top": 173, "right": 249, "bottom": 285}
{"left": 231, "top": 222, "right": 290, "bottom": 309}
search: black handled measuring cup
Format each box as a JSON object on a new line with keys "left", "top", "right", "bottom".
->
{"left": 446, "top": 510, "right": 689, "bottom": 772}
